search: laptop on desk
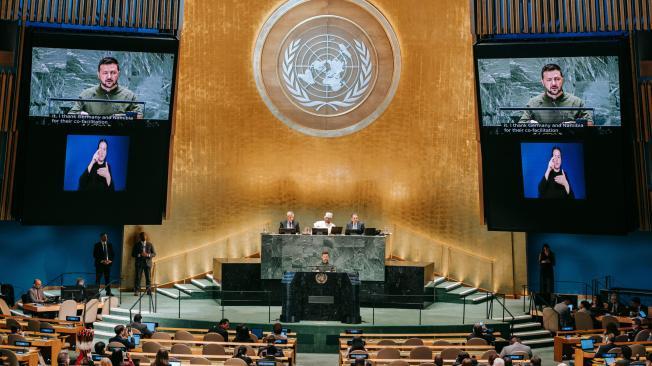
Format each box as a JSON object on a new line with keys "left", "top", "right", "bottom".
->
{"left": 330, "top": 226, "right": 343, "bottom": 235}
{"left": 143, "top": 322, "right": 158, "bottom": 333}
{"left": 363, "top": 227, "right": 378, "bottom": 235}
{"left": 345, "top": 228, "right": 363, "bottom": 235}
{"left": 312, "top": 228, "right": 328, "bottom": 235}
{"left": 580, "top": 338, "right": 594, "bottom": 351}
{"left": 278, "top": 228, "right": 297, "bottom": 234}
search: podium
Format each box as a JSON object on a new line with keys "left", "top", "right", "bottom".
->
{"left": 280, "top": 271, "right": 361, "bottom": 324}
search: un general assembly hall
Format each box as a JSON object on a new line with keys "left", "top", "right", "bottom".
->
{"left": 0, "top": 0, "right": 651, "bottom": 365}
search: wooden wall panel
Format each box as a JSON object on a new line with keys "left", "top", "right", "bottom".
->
{"left": 473, "top": 0, "right": 652, "bottom": 35}
{"left": 0, "top": 0, "right": 181, "bottom": 30}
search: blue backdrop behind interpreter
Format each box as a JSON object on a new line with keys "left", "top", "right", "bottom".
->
{"left": 63, "top": 135, "right": 130, "bottom": 191}
{"left": 520, "top": 142, "right": 586, "bottom": 199}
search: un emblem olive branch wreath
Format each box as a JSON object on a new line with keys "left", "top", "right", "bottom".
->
{"left": 282, "top": 38, "right": 373, "bottom": 112}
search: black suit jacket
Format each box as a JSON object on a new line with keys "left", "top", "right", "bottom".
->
{"left": 608, "top": 301, "right": 626, "bottom": 316}
{"left": 93, "top": 241, "right": 114, "bottom": 267}
{"left": 279, "top": 220, "right": 300, "bottom": 232}
{"left": 132, "top": 241, "right": 156, "bottom": 268}
{"left": 346, "top": 221, "right": 365, "bottom": 234}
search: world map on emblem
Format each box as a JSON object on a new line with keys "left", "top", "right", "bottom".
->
{"left": 281, "top": 32, "right": 374, "bottom": 115}
{"left": 254, "top": 0, "right": 401, "bottom": 137}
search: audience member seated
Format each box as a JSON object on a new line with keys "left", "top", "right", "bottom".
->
{"left": 607, "top": 293, "right": 626, "bottom": 316}
{"left": 233, "top": 346, "right": 253, "bottom": 365}
{"left": 208, "top": 318, "right": 229, "bottom": 342}
{"left": 346, "top": 336, "right": 366, "bottom": 357}
{"left": 604, "top": 323, "right": 620, "bottom": 342}
{"left": 499, "top": 337, "right": 532, "bottom": 358}
{"left": 554, "top": 298, "right": 572, "bottom": 327}
{"left": 487, "top": 354, "right": 497, "bottom": 366}
{"left": 109, "top": 325, "right": 136, "bottom": 350}
{"left": 233, "top": 324, "right": 254, "bottom": 343}
{"left": 530, "top": 355, "right": 542, "bottom": 366}
{"left": 152, "top": 350, "right": 169, "bottom": 366}
{"left": 493, "top": 358, "right": 505, "bottom": 366}
{"left": 435, "top": 354, "right": 444, "bottom": 366}
{"left": 100, "top": 358, "right": 112, "bottom": 366}
{"left": 629, "top": 318, "right": 644, "bottom": 341}
{"left": 616, "top": 345, "right": 633, "bottom": 366}
{"left": 110, "top": 349, "right": 135, "bottom": 366}
{"left": 29, "top": 278, "right": 48, "bottom": 303}
{"left": 128, "top": 314, "right": 152, "bottom": 338}
{"left": 579, "top": 300, "right": 592, "bottom": 314}
{"left": 57, "top": 351, "right": 70, "bottom": 366}
{"left": 630, "top": 297, "right": 648, "bottom": 317}
{"left": 591, "top": 295, "right": 605, "bottom": 311}
{"left": 270, "top": 322, "right": 287, "bottom": 340}
{"left": 94, "top": 341, "right": 106, "bottom": 355}
{"left": 10, "top": 325, "right": 24, "bottom": 336}
{"left": 454, "top": 352, "right": 470, "bottom": 366}
{"left": 596, "top": 334, "right": 617, "bottom": 356}
{"left": 503, "top": 356, "right": 513, "bottom": 366}
{"left": 258, "top": 343, "right": 283, "bottom": 358}
{"left": 462, "top": 358, "right": 476, "bottom": 366}
{"left": 467, "top": 323, "right": 495, "bottom": 344}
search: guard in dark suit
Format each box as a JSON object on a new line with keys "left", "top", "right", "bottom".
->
{"left": 345, "top": 213, "right": 365, "bottom": 234}
{"left": 93, "top": 233, "right": 114, "bottom": 296}
{"left": 607, "top": 293, "right": 626, "bottom": 315}
{"left": 132, "top": 232, "right": 156, "bottom": 295}
{"left": 279, "top": 211, "right": 300, "bottom": 233}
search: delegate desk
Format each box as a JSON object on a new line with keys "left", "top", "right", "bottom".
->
{"left": 553, "top": 327, "right": 633, "bottom": 362}
{"left": 261, "top": 233, "right": 386, "bottom": 281}
{"left": 281, "top": 271, "right": 361, "bottom": 323}
{"left": 574, "top": 341, "right": 652, "bottom": 366}
{"left": 0, "top": 345, "right": 40, "bottom": 366}
{"left": 21, "top": 301, "right": 102, "bottom": 314}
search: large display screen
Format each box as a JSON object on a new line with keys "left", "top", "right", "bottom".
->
{"left": 475, "top": 39, "right": 635, "bottom": 233}
{"left": 14, "top": 30, "right": 178, "bottom": 224}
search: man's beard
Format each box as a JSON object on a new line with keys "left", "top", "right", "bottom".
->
{"left": 546, "top": 87, "right": 562, "bottom": 97}
{"left": 101, "top": 80, "right": 116, "bottom": 89}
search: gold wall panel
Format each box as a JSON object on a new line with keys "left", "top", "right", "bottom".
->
{"left": 122, "top": 0, "right": 527, "bottom": 294}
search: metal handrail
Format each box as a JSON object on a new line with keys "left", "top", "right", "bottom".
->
{"left": 45, "top": 272, "right": 96, "bottom": 288}
{"left": 82, "top": 279, "right": 121, "bottom": 320}
{"left": 607, "top": 288, "right": 652, "bottom": 296}
{"left": 128, "top": 284, "right": 158, "bottom": 322}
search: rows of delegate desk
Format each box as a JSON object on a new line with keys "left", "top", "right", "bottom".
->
{"left": 552, "top": 315, "right": 652, "bottom": 365}
{"left": 337, "top": 331, "right": 509, "bottom": 365}
{"left": 0, "top": 313, "right": 84, "bottom": 366}
{"left": 0, "top": 308, "right": 299, "bottom": 366}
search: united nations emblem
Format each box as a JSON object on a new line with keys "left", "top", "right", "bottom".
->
{"left": 254, "top": 0, "right": 401, "bottom": 137}
{"left": 281, "top": 19, "right": 375, "bottom": 115}
{"left": 315, "top": 272, "right": 328, "bottom": 284}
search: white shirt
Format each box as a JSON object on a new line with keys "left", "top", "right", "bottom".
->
{"left": 313, "top": 220, "right": 336, "bottom": 234}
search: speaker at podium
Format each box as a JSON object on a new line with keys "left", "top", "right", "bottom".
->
{"left": 280, "top": 271, "right": 361, "bottom": 324}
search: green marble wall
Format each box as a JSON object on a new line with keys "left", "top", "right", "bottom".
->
{"left": 261, "top": 234, "right": 386, "bottom": 281}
